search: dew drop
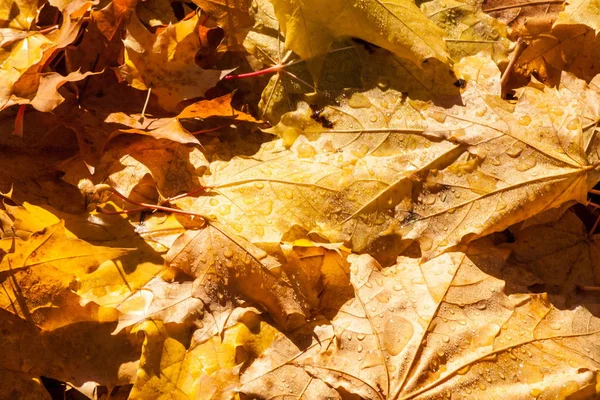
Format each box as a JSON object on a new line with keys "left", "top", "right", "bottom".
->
{"left": 282, "top": 128, "right": 299, "bottom": 147}
{"left": 420, "top": 237, "right": 433, "bottom": 251}
{"left": 383, "top": 317, "right": 414, "bottom": 356}
{"left": 357, "top": 333, "right": 366, "bottom": 341}
{"left": 506, "top": 143, "right": 525, "bottom": 158}
{"left": 351, "top": 144, "right": 370, "bottom": 158}
{"left": 429, "top": 111, "right": 447, "bottom": 123}
{"left": 530, "top": 388, "right": 542, "bottom": 397}
{"left": 370, "top": 115, "right": 378, "bottom": 123}
{"left": 518, "top": 115, "right": 531, "bottom": 126}
{"left": 223, "top": 248, "right": 234, "bottom": 259}
{"left": 254, "top": 182, "right": 264, "bottom": 189}
{"left": 516, "top": 157, "right": 536, "bottom": 172}
{"left": 442, "top": 335, "right": 450, "bottom": 343}
{"left": 566, "top": 118, "right": 580, "bottom": 130}
{"left": 457, "top": 365, "right": 470, "bottom": 375}
{"left": 348, "top": 93, "right": 371, "bottom": 108}
{"left": 209, "top": 198, "right": 219, "bottom": 206}
{"left": 376, "top": 291, "right": 391, "bottom": 304}
{"left": 282, "top": 189, "right": 294, "bottom": 199}
{"left": 217, "top": 204, "right": 231, "bottom": 215}
{"left": 257, "top": 199, "right": 273, "bottom": 216}
{"left": 297, "top": 143, "right": 317, "bottom": 158}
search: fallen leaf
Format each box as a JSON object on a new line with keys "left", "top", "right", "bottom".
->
{"left": 271, "top": 0, "right": 449, "bottom": 79}
{"left": 560, "top": 0, "right": 600, "bottom": 33}
{"left": 0, "top": 221, "right": 131, "bottom": 327}
{"left": 175, "top": 54, "right": 600, "bottom": 261}
{"left": 0, "top": 0, "right": 94, "bottom": 111}
{"left": 240, "top": 243, "right": 600, "bottom": 399}
{"left": 482, "top": 0, "right": 564, "bottom": 38}
{"left": 505, "top": 209, "right": 600, "bottom": 313}
{"left": 117, "top": 13, "right": 230, "bottom": 112}
{"left": 192, "top": 0, "right": 254, "bottom": 53}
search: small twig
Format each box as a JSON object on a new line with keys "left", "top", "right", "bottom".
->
{"left": 501, "top": 38, "right": 528, "bottom": 97}
{"left": 12, "top": 105, "right": 26, "bottom": 137}
{"left": 577, "top": 285, "right": 600, "bottom": 292}
{"left": 589, "top": 213, "right": 600, "bottom": 235}
{"left": 223, "top": 64, "right": 285, "bottom": 80}
{"left": 95, "top": 184, "right": 208, "bottom": 220}
{"left": 138, "top": 87, "right": 152, "bottom": 122}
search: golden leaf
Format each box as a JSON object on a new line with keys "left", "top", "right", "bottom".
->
{"left": 271, "top": 0, "right": 448, "bottom": 79}
{"left": 238, "top": 243, "right": 600, "bottom": 399}
{"left": 175, "top": 54, "right": 600, "bottom": 260}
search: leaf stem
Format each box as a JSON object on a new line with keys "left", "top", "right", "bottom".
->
{"left": 94, "top": 184, "right": 208, "bottom": 220}
{"left": 223, "top": 64, "right": 284, "bottom": 80}
{"left": 12, "top": 105, "right": 26, "bottom": 137}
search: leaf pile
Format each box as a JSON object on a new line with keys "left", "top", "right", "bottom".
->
{"left": 1, "top": 0, "right": 600, "bottom": 399}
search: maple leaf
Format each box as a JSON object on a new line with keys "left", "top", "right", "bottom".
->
{"left": 482, "top": 0, "right": 564, "bottom": 38}
{"left": 3, "top": 0, "right": 600, "bottom": 396}
{"left": 117, "top": 13, "right": 231, "bottom": 112}
{"left": 192, "top": 0, "right": 254, "bottom": 53}
{"left": 0, "top": 0, "right": 94, "bottom": 111}
{"left": 504, "top": 209, "right": 600, "bottom": 312}
{"left": 174, "top": 54, "right": 600, "bottom": 261}
{"left": 560, "top": 0, "right": 600, "bottom": 33}
{"left": 423, "top": 0, "right": 510, "bottom": 62}
{"left": 513, "top": 25, "right": 600, "bottom": 86}
{"left": 239, "top": 242, "right": 600, "bottom": 399}
{"left": 270, "top": 0, "right": 449, "bottom": 79}
{"left": 166, "top": 221, "right": 313, "bottom": 329}
{"left": 129, "top": 317, "right": 277, "bottom": 399}
{"left": 0, "top": 221, "right": 132, "bottom": 327}
{"left": 0, "top": 307, "right": 140, "bottom": 397}
{"left": 61, "top": 135, "right": 208, "bottom": 201}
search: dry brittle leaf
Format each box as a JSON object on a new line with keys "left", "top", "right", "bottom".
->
{"left": 0, "top": 0, "right": 94, "bottom": 111}
{"left": 117, "top": 13, "right": 230, "bottom": 112}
